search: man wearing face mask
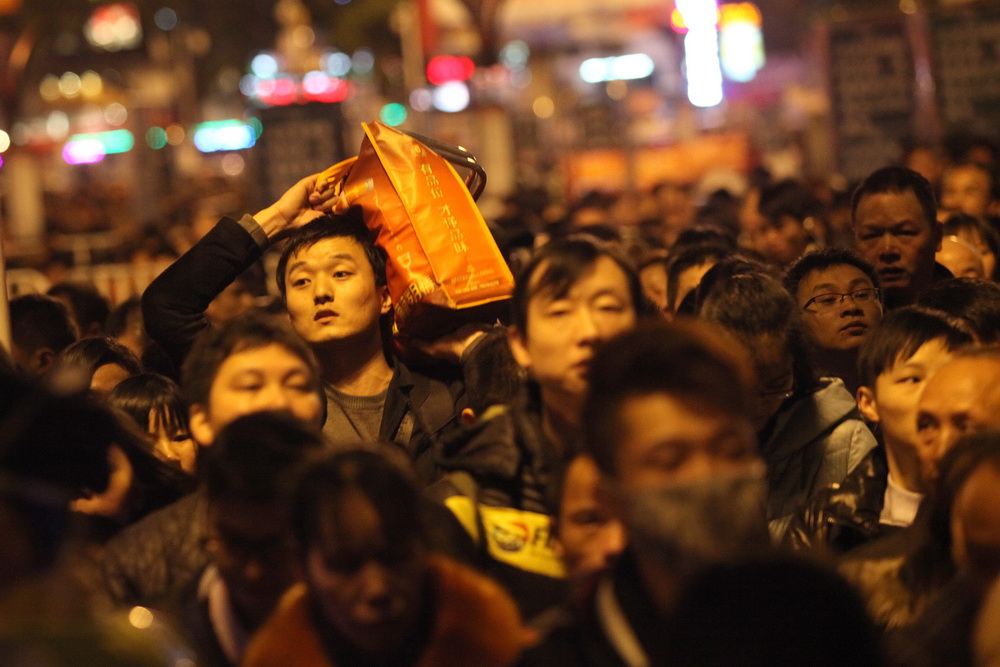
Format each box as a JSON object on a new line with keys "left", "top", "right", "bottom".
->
{"left": 519, "top": 321, "right": 772, "bottom": 666}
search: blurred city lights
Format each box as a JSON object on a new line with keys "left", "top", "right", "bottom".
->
{"left": 352, "top": 49, "right": 375, "bottom": 75}
{"left": 409, "top": 88, "right": 433, "bottom": 112}
{"left": 45, "top": 112, "right": 70, "bottom": 141}
{"left": 221, "top": 153, "right": 245, "bottom": 176}
{"left": 323, "top": 52, "right": 352, "bottom": 77}
{"left": 579, "top": 54, "right": 654, "bottom": 83}
{"left": 63, "top": 138, "right": 106, "bottom": 165}
{"left": 154, "top": 7, "right": 177, "bottom": 31}
{"left": 68, "top": 129, "right": 134, "bottom": 155}
{"left": 58, "top": 72, "right": 82, "bottom": 98}
{"left": 104, "top": 102, "right": 128, "bottom": 126}
{"left": 719, "top": 2, "right": 765, "bottom": 82}
{"left": 251, "top": 53, "right": 280, "bottom": 78}
{"left": 676, "top": 0, "right": 724, "bottom": 107}
{"left": 248, "top": 117, "right": 263, "bottom": 139}
{"left": 85, "top": 3, "right": 142, "bottom": 52}
{"left": 193, "top": 120, "right": 256, "bottom": 152}
{"left": 532, "top": 96, "right": 555, "bottom": 119}
{"left": 39, "top": 75, "right": 60, "bottom": 101}
{"left": 0, "top": 130, "right": 10, "bottom": 153}
{"left": 426, "top": 55, "right": 475, "bottom": 85}
{"left": 379, "top": 103, "right": 407, "bottom": 127}
{"left": 80, "top": 70, "right": 103, "bottom": 97}
{"left": 432, "top": 81, "right": 470, "bottom": 113}
{"left": 499, "top": 40, "right": 530, "bottom": 71}
{"left": 146, "top": 126, "right": 168, "bottom": 149}
{"left": 165, "top": 124, "right": 185, "bottom": 145}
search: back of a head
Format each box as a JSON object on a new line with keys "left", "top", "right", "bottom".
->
{"left": 108, "top": 372, "right": 188, "bottom": 435}
{"left": 666, "top": 242, "right": 733, "bottom": 312}
{"left": 758, "top": 180, "right": 823, "bottom": 223}
{"left": 47, "top": 336, "right": 142, "bottom": 393}
{"left": 851, "top": 166, "right": 937, "bottom": 229}
{"left": 856, "top": 305, "right": 974, "bottom": 388}
{"left": 47, "top": 281, "right": 111, "bottom": 337}
{"left": 463, "top": 327, "right": 523, "bottom": 417}
{"left": 292, "top": 448, "right": 424, "bottom": 552}
{"left": 583, "top": 321, "right": 753, "bottom": 475}
{"left": 9, "top": 294, "right": 79, "bottom": 360}
{"left": 918, "top": 277, "right": 1000, "bottom": 343}
{"left": 668, "top": 556, "right": 881, "bottom": 667}
{"left": 203, "top": 410, "right": 324, "bottom": 506}
{"left": 697, "top": 266, "right": 796, "bottom": 341}
{"left": 181, "top": 311, "right": 319, "bottom": 409}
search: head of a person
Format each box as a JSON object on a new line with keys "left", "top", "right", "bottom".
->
{"left": 784, "top": 248, "right": 882, "bottom": 355}
{"left": 942, "top": 213, "right": 1000, "bottom": 280}
{"left": 0, "top": 371, "right": 115, "bottom": 590}
{"left": 758, "top": 180, "right": 825, "bottom": 266}
{"left": 9, "top": 294, "right": 79, "bottom": 377}
{"left": 666, "top": 243, "right": 731, "bottom": 316}
{"left": 460, "top": 326, "right": 523, "bottom": 424}
{"left": 918, "top": 277, "right": 1000, "bottom": 344}
{"left": 108, "top": 373, "right": 196, "bottom": 474}
{"left": 554, "top": 454, "right": 625, "bottom": 580}
{"left": 944, "top": 432, "right": 1000, "bottom": 581}
{"left": 48, "top": 336, "right": 142, "bottom": 398}
{"left": 104, "top": 296, "right": 146, "bottom": 360}
{"left": 855, "top": 306, "right": 973, "bottom": 491}
{"left": 917, "top": 347, "right": 1000, "bottom": 487}
{"left": 275, "top": 209, "right": 391, "bottom": 348}
{"left": 46, "top": 281, "right": 110, "bottom": 338}
{"left": 583, "top": 321, "right": 767, "bottom": 577}
{"left": 936, "top": 236, "right": 985, "bottom": 279}
{"left": 940, "top": 162, "right": 995, "bottom": 218}
{"left": 637, "top": 252, "right": 669, "bottom": 314}
{"left": 508, "top": 236, "right": 641, "bottom": 414}
{"left": 182, "top": 312, "right": 323, "bottom": 446}
{"left": 292, "top": 448, "right": 428, "bottom": 659}
{"left": 697, "top": 263, "right": 815, "bottom": 432}
{"left": 202, "top": 411, "right": 325, "bottom": 626}
{"left": 851, "top": 166, "right": 942, "bottom": 305}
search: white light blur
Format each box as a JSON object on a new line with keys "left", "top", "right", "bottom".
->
{"left": 105, "top": 102, "right": 128, "bottom": 126}
{"left": 352, "top": 49, "right": 375, "bottom": 75}
{"left": 58, "top": 72, "right": 82, "bottom": 98}
{"left": 579, "top": 54, "right": 655, "bottom": 83}
{"left": 221, "top": 153, "right": 245, "bottom": 176}
{"left": 409, "top": 88, "right": 433, "bottom": 112}
{"left": 432, "top": 82, "right": 470, "bottom": 113}
{"left": 323, "top": 52, "right": 352, "bottom": 77}
{"left": 677, "top": 0, "right": 724, "bottom": 107}
{"left": 720, "top": 22, "right": 765, "bottom": 82}
{"left": 0, "top": 130, "right": 10, "bottom": 153}
{"left": 302, "top": 71, "right": 329, "bottom": 95}
{"left": 251, "top": 53, "right": 279, "bottom": 78}
{"left": 46, "top": 112, "right": 70, "bottom": 140}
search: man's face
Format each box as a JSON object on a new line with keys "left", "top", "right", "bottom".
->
{"left": 304, "top": 491, "right": 425, "bottom": 657}
{"left": 854, "top": 190, "right": 941, "bottom": 301}
{"left": 283, "top": 237, "right": 391, "bottom": 347}
{"left": 205, "top": 500, "right": 297, "bottom": 624}
{"left": 797, "top": 264, "right": 882, "bottom": 353}
{"left": 557, "top": 455, "right": 625, "bottom": 579}
{"left": 859, "top": 339, "right": 957, "bottom": 489}
{"left": 510, "top": 256, "right": 637, "bottom": 404}
{"left": 612, "top": 393, "right": 759, "bottom": 492}
{"left": 763, "top": 215, "right": 811, "bottom": 266}
{"left": 190, "top": 342, "right": 322, "bottom": 445}
{"left": 940, "top": 165, "right": 992, "bottom": 218}
{"left": 916, "top": 358, "right": 1000, "bottom": 487}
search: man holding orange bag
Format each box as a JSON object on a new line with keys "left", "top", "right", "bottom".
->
{"left": 142, "top": 173, "right": 478, "bottom": 480}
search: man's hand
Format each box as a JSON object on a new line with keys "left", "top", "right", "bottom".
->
{"left": 253, "top": 173, "right": 339, "bottom": 241}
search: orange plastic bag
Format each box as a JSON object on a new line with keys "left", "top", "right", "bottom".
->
{"left": 317, "top": 122, "right": 514, "bottom": 340}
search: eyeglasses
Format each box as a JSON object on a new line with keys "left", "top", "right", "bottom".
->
{"left": 802, "top": 287, "right": 880, "bottom": 313}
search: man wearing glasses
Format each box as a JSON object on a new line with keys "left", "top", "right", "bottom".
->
{"left": 785, "top": 248, "right": 884, "bottom": 396}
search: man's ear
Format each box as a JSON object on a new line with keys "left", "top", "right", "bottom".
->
{"left": 30, "top": 348, "right": 57, "bottom": 376}
{"left": 188, "top": 405, "right": 215, "bottom": 447}
{"left": 507, "top": 326, "right": 532, "bottom": 371}
{"left": 856, "top": 386, "right": 880, "bottom": 423}
{"left": 379, "top": 284, "right": 392, "bottom": 316}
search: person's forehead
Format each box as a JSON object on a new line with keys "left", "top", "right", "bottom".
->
{"left": 799, "top": 264, "right": 872, "bottom": 293}
{"left": 922, "top": 359, "right": 1000, "bottom": 406}
{"left": 289, "top": 236, "right": 368, "bottom": 267}
{"left": 218, "top": 342, "right": 309, "bottom": 375}
{"left": 615, "top": 392, "right": 747, "bottom": 452}
{"left": 946, "top": 165, "right": 990, "bottom": 187}
{"left": 528, "top": 255, "right": 629, "bottom": 304}
{"left": 856, "top": 189, "right": 927, "bottom": 224}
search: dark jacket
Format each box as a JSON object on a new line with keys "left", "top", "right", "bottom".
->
{"left": 784, "top": 446, "right": 897, "bottom": 554}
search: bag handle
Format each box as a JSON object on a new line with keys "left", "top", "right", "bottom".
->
{"left": 403, "top": 130, "right": 488, "bottom": 201}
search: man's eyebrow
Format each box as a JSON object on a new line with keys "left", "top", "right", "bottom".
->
{"left": 287, "top": 253, "right": 357, "bottom": 273}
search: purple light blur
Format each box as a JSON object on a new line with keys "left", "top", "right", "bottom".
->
{"left": 63, "top": 138, "right": 106, "bottom": 164}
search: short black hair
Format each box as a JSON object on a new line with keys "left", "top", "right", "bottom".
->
{"left": 917, "top": 278, "right": 1000, "bottom": 344}
{"left": 759, "top": 180, "right": 824, "bottom": 223}
{"left": 9, "top": 294, "right": 78, "bottom": 357}
{"left": 181, "top": 311, "right": 320, "bottom": 409}
{"left": 671, "top": 226, "right": 738, "bottom": 254}
{"left": 275, "top": 208, "right": 387, "bottom": 302}
{"left": 47, "top": 281, "right": 110, "bottom": 335}
{"left": 856, "top": 306, "right": 973, "bottom": 389}
{"left": 107, "top": 372, "right": 189, "bottom": 440}
{"left": 783, "top": 247, "right": 880, "bottom": 300}
{"left": 462, "top": 327, "right": 522, "bottom": 417}
{"left": 666, "top": 243, "right": 731, "bottom": 313}
{"left": 203, "top": 411, "right": 324, "bottom": 505}
{"left": 291, "top": 448, "right": 424, "bottom": 555}
{"left": 583, "top": 321, "right": 754, "bottom": 475}
{"left": 697, "top": 264, "right": 817, "bottom": 396}
{"left": 511, "top": 235, "right": 645, "bottom": 333}
{"left": 49, "top": 336, "right": 142, "bottom": 390}
{"left": 851, "top": 166, "right": 937, "bottom": 230}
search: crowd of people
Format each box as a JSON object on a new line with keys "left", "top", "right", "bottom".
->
{"left": 4, "top": 136, "right": 1000, "bottom": 666}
